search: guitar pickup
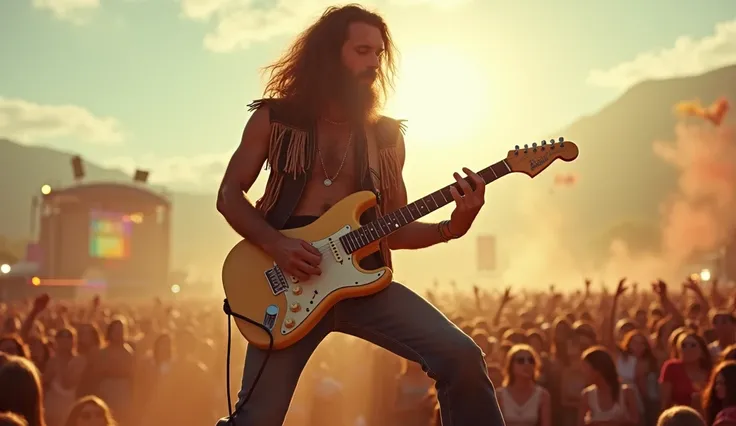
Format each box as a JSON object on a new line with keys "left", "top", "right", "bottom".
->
{"left": 328, "top": 241, "right": 343, "bottom": 264}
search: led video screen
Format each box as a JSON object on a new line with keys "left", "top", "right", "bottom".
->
{"left": 88, "top": 210, "right": 132, "bottom": 259}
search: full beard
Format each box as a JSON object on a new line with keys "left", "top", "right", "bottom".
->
{"left": 337, "top": 70, "right": 380, "bottom": 123}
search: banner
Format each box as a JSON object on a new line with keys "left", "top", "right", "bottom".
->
{"left": 477, "top": 235, "right": 496, "bottom": 271}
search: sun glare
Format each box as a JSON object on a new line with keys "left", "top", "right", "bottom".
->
{"left": 385, "top": 46, "right": 491, "bottom": 146}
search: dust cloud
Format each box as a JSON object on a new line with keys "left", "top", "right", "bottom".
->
{"left": 598, "top": 104, "right": 736, "bottom": 285}
{"left": 497, "top": 100, "right": 736, "bottom": 291}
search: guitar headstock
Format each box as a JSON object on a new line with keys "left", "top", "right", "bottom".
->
{"left": 505, "top": 137, "right": 579, "bottom": 178}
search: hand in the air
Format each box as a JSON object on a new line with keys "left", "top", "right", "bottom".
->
{"left": 267, "top": 237, "right": 322, "bottom": 281}
{"left": 448, "top": 167, "right": 486, "bottom": 237}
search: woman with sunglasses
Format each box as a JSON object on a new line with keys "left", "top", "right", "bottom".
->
{"left": 497, "top": 344, "right": 551, "bottom": 426}
{"left": 659, "top": 332, "right": 712, "bottom": 410}
{"left": 578, "top": 346, "right": 639, "bottom": 426}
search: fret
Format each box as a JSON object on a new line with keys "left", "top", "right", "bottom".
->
{"left": 389, "top": 213, "right": 401, "bottom": 229}
{"left": 364, "top": 224, "right": 376, "bottom": 241}
{"left": 375, "top": 223, "right": 385, "bottom": 238}
{"left": 343, "top": 234, "right": 355, "bottom": 252}
{"left": 428, "top": 193, "right": 440, "bottom": 209}
{"left": 420, "top": 197, "right": 432, "bottom": 212}
{"left": 491, "top": 162, "right": 505, "bottom": 179}
{"left": 377, "top": 218, "right": 390, "bottom": 235}
{"left": 398, "top": 209, "right": 409, "bottom": 224}
{"left": 364, "top": 227, "right": 372, "bottom": 242}
{"left": 365, "top": 226, "right": 376, "bottom": 242}
{"left": 370, "top": 223, "right": 384, "bottom": 238}
{"left": 381, "top": 217, "right": 391, "bottom": 233}
{"left": 422, "top": 195, "right": 437, "bottom": 214}
{"left": 342, "top": 235, "right": 350, "bottom": 252}
{"left": 356, "top": 228, "right": 367, "bottom": 245}
{"left": 341, "top": 159, "right": 517, "bottom": 254}
{"left": 403, "top": 206, "right": 415, "bottom": 221}
{"left": 407, "top": 203, "right": 421, "bottom": 219}
{"left": 439, "top": 188, "right": 449, "bottom": 203}
{"left": 340, "top": 235, "right": 349, "bottom": 252}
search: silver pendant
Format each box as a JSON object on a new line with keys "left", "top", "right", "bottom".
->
{"left": 323, "top": 178, "right": 333, "bottom": 187}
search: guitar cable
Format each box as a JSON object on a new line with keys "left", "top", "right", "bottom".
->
{"left": 222, "top": 299, "right": 274, "bottom": 425}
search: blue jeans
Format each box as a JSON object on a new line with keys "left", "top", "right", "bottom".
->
{"left": 216, "top": 282, "right": 506, "bottom": 426}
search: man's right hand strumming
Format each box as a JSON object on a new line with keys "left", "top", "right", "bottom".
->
{"left": 217, "top": 105, "right": 322, "bottom": 283}
{"left": 265, "top": 237, "right": 322, "bottom": 281}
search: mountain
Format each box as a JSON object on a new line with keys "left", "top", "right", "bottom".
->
{"left": 0, "top": 139, "right": 238, "bottom": 277}
{"left": 542, "top": 64, "right": 736, "bottom": 258}
{"left": 1, "top": 64, "right": 736, "bottom": 273}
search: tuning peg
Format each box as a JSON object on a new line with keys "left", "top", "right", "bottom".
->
{"left": 559, "top": 136, "right": 565, "bottom": 147}
{"left": 541, "top": 140, "right": 547, "bottom": 146}
{"left": 514, "top": 145, "right": 519, "bottom": 155}
{"left": 523, "top": 144, "right": 529, "bottom": 153}
{"left": 532, "top": 142, "right": 537, "bottom": 151}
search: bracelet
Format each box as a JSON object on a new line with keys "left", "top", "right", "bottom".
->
{"left": 444, "top": 220, "right": 462, "bottom": 239}
{"left": 437, "top": 221, "right": 451, "bottom": 243}
{"left": 438, "top": 220, "right": 460, "bottom": 242}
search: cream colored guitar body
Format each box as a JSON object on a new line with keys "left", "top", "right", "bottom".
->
{"left": 222, "top": 191, "right": 392, "bottom": 350}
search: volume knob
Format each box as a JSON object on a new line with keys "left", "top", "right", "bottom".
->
{"left": 284, "top": 318, "right": 295, "bottom": 328}
{"left": 292, "top": 285, "right": 303, "bottom": 295}
{"left": 289, "top": 303, "right": 301, "bottom": 312}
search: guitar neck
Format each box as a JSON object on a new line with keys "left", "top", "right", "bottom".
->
{"left": 339, "top": 160, "right": 512, "bottom": 253}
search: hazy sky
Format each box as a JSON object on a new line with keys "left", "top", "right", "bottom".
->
{"left": 3, "top": 0, "right": 735, "bottom": 190}
{"left": 3, "top": 0, "right": 736, "bottom": 285}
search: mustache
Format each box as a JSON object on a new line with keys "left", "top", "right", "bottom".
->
{"left": 358, "top": 69, "right": 378, "bottom": 80}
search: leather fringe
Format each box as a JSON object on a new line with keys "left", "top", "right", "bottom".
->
{"left": 267, "top": 123, "right": 310, "bottom": 179}
{"left": 378, "top": 147, "right": 400, "bottom": 199}
{"left": 256, "top": 122, "right": 310, "bottom": 215}
{"left": 398, "top": 119, "right": 407, "bottom": 136}
{"left": 247, "top": 99, "right": 266, "bottom": 112}
{"left": 376, "top": 119, "right": 406, "bottom": 271}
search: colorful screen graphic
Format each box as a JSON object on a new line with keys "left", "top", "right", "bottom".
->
{"left": 89, "top": 211, "right": 132, "bottom": 259}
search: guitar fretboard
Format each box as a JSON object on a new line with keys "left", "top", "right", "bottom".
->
{"left": 338, "top": 160, "right": 512, "bottom": 253}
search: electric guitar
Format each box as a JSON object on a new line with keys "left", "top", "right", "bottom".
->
{"left": 222, "top": 137, "right": 579, "bottom": 350}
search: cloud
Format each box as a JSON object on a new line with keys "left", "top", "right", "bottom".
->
{"left": 588, "top": 18, "right": 736, "bottom": 90}
{"left": 102, "top": 153, "right": 229, "bottom": 189}
{"left": 31, "top": 0, "right": 100, "bottom": 23}
{"left": 0, "top": 97, "right": 124, "bottom": 145}
{"left": 179, "top": 0, "right": 471, "bottom": 52}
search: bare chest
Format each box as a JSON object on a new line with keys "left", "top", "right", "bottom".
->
{"left": 295, "top": 128, "right": 362, "bottom": 215}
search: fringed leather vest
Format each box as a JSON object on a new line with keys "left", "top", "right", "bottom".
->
{"left": 247, "top": 98, "right": 406, "bottom": 269}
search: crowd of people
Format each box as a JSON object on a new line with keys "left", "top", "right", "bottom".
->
{"left": 2, "top": 275, "right": 736, "bottom": 426}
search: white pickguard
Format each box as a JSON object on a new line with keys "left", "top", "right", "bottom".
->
{"left": 278, "top": 224, "right": 385, "bottom": 335}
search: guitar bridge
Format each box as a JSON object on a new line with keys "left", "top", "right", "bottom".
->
{"left": 264, "top": 266, "right": 288, "bottom": 296}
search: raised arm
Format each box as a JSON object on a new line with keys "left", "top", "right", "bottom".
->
{"left": 606, "top": 279, "right": 628, "bottom": 349}
{"left": 492, "top": 287, "right": 513, "bottom": 327}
